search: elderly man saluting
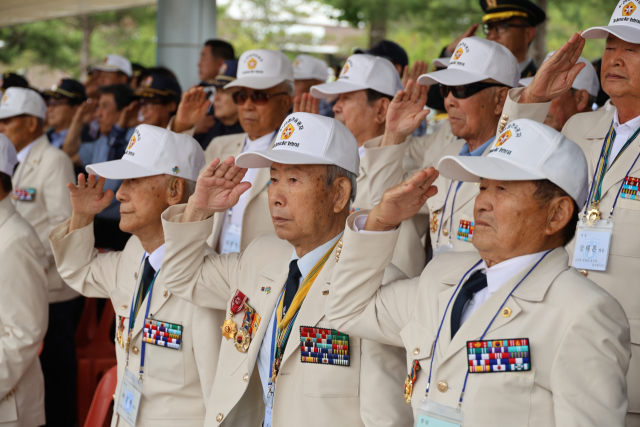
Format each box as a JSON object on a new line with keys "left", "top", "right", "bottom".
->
{"left": 159, "top": 113, "right": 412, "bottom": 426}
{"left": 49, "top": 125, "right": 224, "bottom": 427}
{"left": 326, "top": 119, "right": 631, "bottom": 426}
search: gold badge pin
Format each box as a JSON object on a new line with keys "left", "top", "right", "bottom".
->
{"left": 221, "top": 318, "right": 238, "bottom": 340}
{"left": 502, "top": 307, "right": 512, "bottom": 317}
{"left": 234, "top": 329, "right": 251, "bottom": 353}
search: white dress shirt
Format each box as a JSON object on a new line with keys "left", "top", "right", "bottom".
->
{"left": 610, "top": 109, "right": 640, "bottom": 165}
{"left": 256, "top": 232, "right": 343, "bottom": 401}
{"left": 146, "top": 243, "right": 165, "bottom": 271}
{"left": 218, "top": 131, "right": 276, "bottom": 253}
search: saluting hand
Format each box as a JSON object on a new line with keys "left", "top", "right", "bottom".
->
{"left": 401, "top": 60, "right": 429, "bottom": 88}
{"left": 382, "top": 79, "right": 430, "bottom": 146}
{"left": 172, "top": 87, "right": 211, "bottom": 133}
{"left": 364, "top": 167, "right": 439, "bottom": 231}
{"left": 293, "top": 93, "right": 319, "bottom": 115}
{"left": 181, "top": 157, "right": 251, "bottom": 223}
{"left": 521, "top": 33, "right": 586, "bottom": 104}
{"left": 68, "top": 174, "right": 114, "bottom": 231}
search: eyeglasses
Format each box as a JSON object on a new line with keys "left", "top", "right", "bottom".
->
{"left": 139, "top": 98, "right": 166, "bottom": 107}
{"left": 47, "top": 98, "right": 71, "bottom": 107}
{"left": 232, "top": 90, "right": 289, "bottom": 105}
{"left": 439, "top": 82, "right": 507, "bottom": 99}
{"left": 483, "top": 22, "right": 530, "bottom": 36}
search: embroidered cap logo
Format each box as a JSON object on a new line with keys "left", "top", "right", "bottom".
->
{"left": 341, "top": 63, "right": 349, "bottom": 76}
{"left": 623, "top": 2, "right": 637, "bottom": 16}
{"left": 453, "top": 47, "right": 464, "bottom": 60}
{"left": 487, "top": 0, "right": 498, "bottom": 8}
{"left": 281, "top": 123, "right": 295, "bottom": 140}
{"left": 496, "top": 130, "right": 512, "bottom": 147}
{"left": 1, "top": 94, "right": 8, "bottom": 104}
{"left": 127, "top": 134, "right": 136, "bottom": 150}
{"left": 247, "top": 58, "right": 258, "bottom": 70}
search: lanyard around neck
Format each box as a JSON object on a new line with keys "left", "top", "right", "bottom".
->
{"left": 435, "top": 181, "right": 464, "bottom": 244}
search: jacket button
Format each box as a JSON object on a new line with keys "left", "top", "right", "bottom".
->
{"left": 243, "top": 373, "right": 249, "bottom": 382}
{"left": 132, "top": 346, "right": 139, "bottom": 355}
{"left": 412, "top": 348, "right": 420, "bottom": 356}
{"left": 579, "top": 269, "right": 588, "bottom": 277}
{"left": 121, "top": 305, "right": 128, "bottom": 310}
{"left": 216, "top": 413, "right": 224, "bottom": 422}
{"left": 442, "top": 228, "right": 449, "bottom": 237}
{"left": 437, "top": 380, "right": 448, "bottom": 392}
{"left": 163, "top": 290, "right": 169, "bottom": 298}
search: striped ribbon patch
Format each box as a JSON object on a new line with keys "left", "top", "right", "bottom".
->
{"left": 457, "top": 220, "right": 474, "bottom": 242}
{"left": 300, "top": 326, "right": 350, "bottom": 366}
{"left": 620, "top": 176, "right": 640, "bottom": 201}
{"left": 144, "top": 318, "right": 182, "bottom": 350}
{"left": 467, "top": 338, "right": 530, "bottom": 373}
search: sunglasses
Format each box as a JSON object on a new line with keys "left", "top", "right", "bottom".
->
{"left": 232, "top": 90, "right": 288, "bottom": 105}
{"left": 439, "top": 82, "right": 507, "bottom": 99}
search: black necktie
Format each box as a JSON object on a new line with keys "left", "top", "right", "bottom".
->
{"left": 141, "top": 257, "right": 156, "bottom": 300}
{"left": 12, "top": 162, "right": 19, "bottom": 175}
{"left": 450, "top": 270, "right": 488, "bottom": 338}
{"left": 282, "top": 260, "right": 302, "bottom": 316}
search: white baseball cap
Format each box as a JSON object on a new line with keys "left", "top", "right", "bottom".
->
{"left": 293, "top": 55, "right": 329, "bottom": 82}
{"left": 92, "top": 54, "right": 133, "bottom": 77}
{"left": 582, "top": 0, "right": 640, "bottom": 43}
{"left": 310, "top": 54, "right": 403, "bottom": 99}
{"left": 519, "top": 52, "right": 599, "bottom": 97}
{"left": 0, "top": 134, "right": 17, "bottom": 177}
{"left": 438, "top": 119, "right": 588, "bottom": 207}
{"left": 418, "top": 37, "right": 520, "bottom": 88}
{"left": 433, "top": 57, "right": 450, "bottom": 69}
{"left": 225, "top": 49, "right": 294, "bottom": 90}
{"left": 0, "top": 87, "right": 46, "bottom": 120}
{"left": 86, "top": 124, "right": 205, "bottom": 181}
{"left": 235, "top": 112, "right": 359, "bottom": 175}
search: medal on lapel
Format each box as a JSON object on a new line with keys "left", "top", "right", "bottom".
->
{"left": 587, "top": 203, "right": 601, "bottom": 224}
{"left": 234, "top": 303, "right": 261, "bottom": 353}
{"left": 404, "top": 360, "right": 420, "bottom": 404}
{"left": 222, "top": 290, "right": 247, "bottom": 340}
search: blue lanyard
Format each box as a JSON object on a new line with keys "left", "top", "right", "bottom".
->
{"left": 424, "top": 250, "right": 552, "bottom": 408}
{"left": 435, "top": 181, "right": 464, "bottom": 244}
{"left": 126, "top": 253, "right": 160, "bottom": 378}
{"left": 268, "top": 289, "right": 285, "bottom": 396}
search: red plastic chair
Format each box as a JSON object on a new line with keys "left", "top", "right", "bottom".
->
{"left": 77, "top": 303, "right": 117, "bottom": 425}
{"left": 76, "top": 298, "right": 99, "bottom": 349}
{"left": 83, "top": 365, "right": 117, "bottom": 427}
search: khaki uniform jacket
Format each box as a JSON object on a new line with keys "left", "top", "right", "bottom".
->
{"left": 160, "top": 205, "right": 413, "bottom": 427}
{"left": 502, "top": 89, "right": 640, "bottom": 414}
{"left": 204, "top": 133, "right": 276, "bottom": 250}
{"left": 49, "top": 219, "right": 224, "bottom": 427}
{"left": 326, "top": 213, "right": 631, "bottom": 426}
{"left": 12, "top": 134, "right": 78, "bottom": 303}
{"left": 0, "top": 197, "right": 48, "bottom": 427}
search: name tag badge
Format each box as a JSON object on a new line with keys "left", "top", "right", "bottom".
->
{"left": 572, "top": 219, "right": 613, "bottom": 272}
{"left": 433, "top": 243, "right": 453, "bottom": 258}
{"left": 221, "top": 223, "right": 242, "bottom": 254}
{"left": 414, "top": 400, "right": 463, "bottom": 427}
{"left": 263, "top": 387, "right": 274, "bottom": 427}
{"left": 116, "top": 368, "right": 143, "bottom": 426}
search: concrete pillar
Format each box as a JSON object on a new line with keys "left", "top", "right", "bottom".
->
{"left": 156, "top": 0, "right": 217, "bottom": 90}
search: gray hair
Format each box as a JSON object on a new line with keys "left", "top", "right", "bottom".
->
{"left": 325, "top": 165, "right": 357, "bottom": 207}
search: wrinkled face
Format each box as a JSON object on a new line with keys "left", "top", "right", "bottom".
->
{"left": 213, "top": 87, "right": 238, "bottom": 122}
{"left": 140, "top": 99, "right": 176, "bottom": 128}
{"left": 472, "top": 179, "right": 547, "bottom": 257}
{"left": 445, "top": 87, "right": 500, "bottom": 142}
{"left": 268, "top": 163, "right": 337, "bottom": 246}
{"left": 0, "top": 115, "right": 32, "bottom": 148}
{"left": 333, "top": 90, "right": 379, "bottom": 142}
{"left": 236, "top": 85, "right": 292, "bottom": 139}
{"left": 294, "top": 79, "right": 323, "bottom": 99}
{"left": 116, "top": 175, "right": 170, "bottom": 235}
{"left": 96, "top": 93, "right": 120, "bottom": 135}
{"left": 98, "top": 71, "right": 127, "bottom": 87}
{"left": 198, "top": 46, "right": 224, "bottom": 81}
{"left": 601, "top": 35, "right": 640, "bottom": 99}
{"left": 46, "top": 98, "right": 77, "bottom": 130}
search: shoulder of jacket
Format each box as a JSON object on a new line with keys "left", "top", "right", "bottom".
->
{"left": 0, "top": 213, "right": 43, "bottom": 251}
{"left": 244, "top": 234, "right": 291, "bottom": 255}
{"left": 205, "top": 133, "right": 245, "bottom": 152}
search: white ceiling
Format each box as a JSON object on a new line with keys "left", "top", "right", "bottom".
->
{"left": 0, "top": 0, "right": 157, "bottom": 27}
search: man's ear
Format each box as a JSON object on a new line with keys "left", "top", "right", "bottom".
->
{"left": 27, "top": 116, "right": 39, "bottom": 133}
{"left": 333, "top": 176, "right": 352, "bottom": 213}
{"left": 494, "top": 87, "right": 509, "bottom": 115}
{"left": 546, "top": 196, "right": 574, "bottom": 237}
{"left": 375, "top": 97, "right": 391, "bottom": 125}
{"left": 168, "top": 101, "right": 178, "bottom": 114}
{"left": 525, "top": 26, "right": 537, "bottom": 46}
{"left": 574, "top": 89, "right": 591, "bottom": 112}
{"left": 167, "top": 177, "right": 186, "bottom": 206}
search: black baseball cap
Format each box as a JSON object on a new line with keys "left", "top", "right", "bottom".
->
{"left": 1, "top": 73, "right": 29, "bottom": 91}
{"left": 480, "top": 0, "right": 546, "bottom": 26}
{"left": 354, "top": 40, "right": 409, "bottom": 69}
{"left": 43, "top": 79, "right": 87, "bottom": 104}
{"left": 135, "top": 73, "right": 182, "bottom": 103}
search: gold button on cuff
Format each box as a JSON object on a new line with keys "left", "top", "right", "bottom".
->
{"left": 502, "top": 307, "right": 512, "bottom": 317}
{"left": 243, "top": 373, "right": 249, "bottom": 382}
{"left": 132, "top": 346, "right": 139, "bottom": 355}
{"left": 412, "top": 348, "right": 420, "bottom": 356}
{"left": 437, "top": 380, "right": 448, "bottom": 392}
{"left": 216, "top": 413, "right": 224, "bottom": 422}
{"left": 121, "top": 305, "right": 128, "bottom": 310}
{"left": 442, "top": 228, "right": 449, "bottom": 237}
{"left": 579, "top": 269, "right": 588, "bottom": 277}
{"left": 163, "top": 290, "right": 169, "bottom": 298}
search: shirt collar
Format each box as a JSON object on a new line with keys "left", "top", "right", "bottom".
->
{"left": 146, "top": 243, "right": 166, "bottom": 271}
{"left": 17, "top": 140, "right": 38, "bottom": 163}
{"left": 290, "top": 232, "right": 344, "bottom": 279}
{"left": 613, "top": 109, "right": 640, "bottom": 132}
{"left": 469, "top": 250, "right": 547, "bottom": 296}
{"left": 518, "top": 57, "right": 533, "bottom": 72}
{"left": 459, "top": 136, "right": 495, "bottom": 157}
{"left": 358, "top": 145, "right": 365, "bottom": 159}
{"left": 244, "top": 131, "right": 276, "bottom": 152}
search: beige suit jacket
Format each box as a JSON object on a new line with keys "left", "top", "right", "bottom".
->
{"left": 12, "top": 134, "right": 78, "bottom": 303}
{"left": 0, "top": 197, "right": 48, "bottom": 427}
{"left": 49, "top": 219, "right": 224, "bottom": 427}
{"left": 204, "top": 133, "right": 275, "bottom": 250}
{"left": 502, "top": 90, "right": 640, "bottom": 414}
{"left": 326, "top": 213, "right": 631, "bottom": 426}
{"left": 160, "top": 204, "right": 413, "bottom": 427}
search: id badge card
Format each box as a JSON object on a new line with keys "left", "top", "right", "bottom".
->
{"left": 414, "top": 400, "right": 463, "bottom": 427}
{"left": 116, "top": 369, "right": 143, "bottom": 426}
{"left": 433, "top": 243, "right": 454, "bottom": 258}
{"left": 263, "top": 385, "right": 274, "bottom": 427}
{"left": 572, "top": 219, "right": 613, "bottom": 271}
{"left": 221, "top": 223, "right": 242, "bottom": 254}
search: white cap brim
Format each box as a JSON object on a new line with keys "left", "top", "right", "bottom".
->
{"left": 437, "top": 155, "right": 546, "bottom": 183}
{"left": 224, "top": 76, "right": 289, "bottom": 90}
{"left": 0, "top": 108, "right": 26, "bottom": 120}
{"left": 417, "top": 69, "right": 493, "bottom": 87}
{"left": 236, "top": 149, "right": 334, "bottom": 169}
{"left": 92, "top": 65, "right": 131, "bottom": 76}
{"left": 86, "top": 159, "right": 162, "bottom": 180}
{"left": 582, "top": 25, "right": 640, "bottom": 43}
{"left": 310, "top": 81, "right": 369, "bottom": 99}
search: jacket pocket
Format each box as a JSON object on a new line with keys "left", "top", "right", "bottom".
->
{"left": 0, "top": 391, "right": 18, "bottom": 423}
{"left": 303, "top": 336, "right": 361, "bottom": 397}
{"left": 145, "top": 316, "right": 185, "bottom": 385}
